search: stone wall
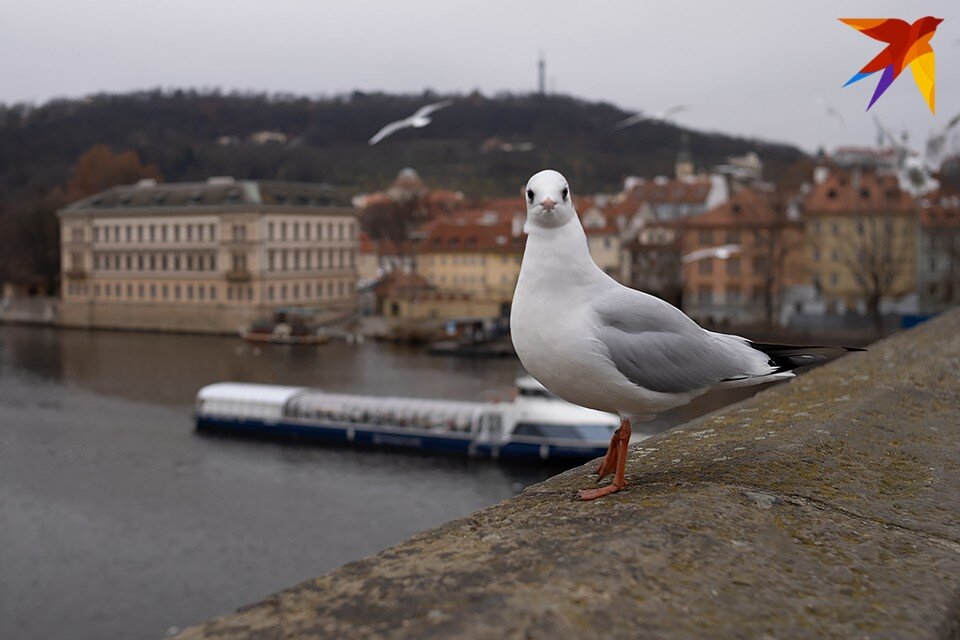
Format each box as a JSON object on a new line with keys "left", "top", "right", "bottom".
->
{"left": 175, "top": 307, "right": 960, "bottom": 639}
{"left": 57, "top": 300, "right": 355, "bottom": 334}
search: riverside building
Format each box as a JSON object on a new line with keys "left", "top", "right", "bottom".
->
{"left": 58, "top": 177, "right": 359, "bottom": 333}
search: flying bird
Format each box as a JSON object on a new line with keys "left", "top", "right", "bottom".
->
{"left": 682, "top": 244, "right": 742, "bottom": 264}
{"left": 511, "top": 170, "right": 861, "bottom": 500}
{"left": 615, "top": 105, "right": 689, "bottom": 130}
{"left": 924, "top": 110, "right": 960, "bottom": 172}
{"left": 840, "top": 17, "right": 943, "bottom": 113}
{"left": 368, "top": 99, "right": 454, "bottom": 146}
{"left": 818, "top": 99, "right": 845, "bottom": 127}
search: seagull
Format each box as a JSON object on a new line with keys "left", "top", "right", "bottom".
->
{"left": 874, "top": 115, "right": 944, "bottom": 195}
{"left": 818, "top": 99, "right": 845, "bottom": 127}
{"left": 682, "top": 244, "right": 742, "bottom": 264}
{"left": 614, "top": 105, "right": 689, "bottom": 130}
{"left": 368, "top": 99, "right": 454, "bottom": 146}
{"left": 511, "top": 170, "right": 861, "bottom": 500}
{"left": 924, "top": 110, "right": 960, "bottom": 172}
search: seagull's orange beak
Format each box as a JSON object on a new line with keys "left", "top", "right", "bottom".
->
{"left": 541, "top": 197, "right": 557, "bottom": 211}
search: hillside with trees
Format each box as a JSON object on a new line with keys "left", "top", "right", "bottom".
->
{"left": 0, "top": 89, "right": 810, "bottom": 289}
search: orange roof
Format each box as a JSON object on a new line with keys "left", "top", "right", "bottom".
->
{"left": 919, "top": 201, "right": 960, "bottom": 228}
{"left": 358, "top": 231, "right": 407, "bottom": 256}
{"left": 682, "top": 188, "right": 787, "bottom": 228}
{"left": 623, "top": 178, "right": 712, "bottom": 206}
{"left": 805, "top": 170, "right": 915, "bottom": 215}
{"left": 373, "top": 270, "right": 434, "bottom": 297}
{"left": 416, "top": 216, "right": 525, "bottom": 254}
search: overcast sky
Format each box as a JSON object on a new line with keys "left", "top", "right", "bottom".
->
{"left": 1, "top": 0, "right": 958, "bottom": 154}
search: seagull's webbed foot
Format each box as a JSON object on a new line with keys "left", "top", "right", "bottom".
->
{"left": 579, "top": 482, "right": 624, "bottom": 500}
{"left": 594, "top": 424, "right": 623, "bottom": 479}
{"left": 580, "top": 419, "right": 631, "bottom": 501}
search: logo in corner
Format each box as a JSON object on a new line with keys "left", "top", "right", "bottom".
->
{"left": 840, "top": 17, "right": 943, "bottom": 114}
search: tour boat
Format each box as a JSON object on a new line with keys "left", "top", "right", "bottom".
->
{"left": 194, "top": 377, "right": 632, "bottom": 461}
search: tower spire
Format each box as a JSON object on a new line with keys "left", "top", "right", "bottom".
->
{"left": 538, "top": 51, "right": 546, "bottom": 95}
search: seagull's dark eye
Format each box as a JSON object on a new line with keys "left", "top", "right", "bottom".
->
{"left": 561, "top": 187, "right": 569, "bottom": 200}
{"left": 526, "top": 189, "right": 534, "bottom": 203}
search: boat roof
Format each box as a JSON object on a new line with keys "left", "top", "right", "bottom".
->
{"left": 510, "top": 399, "right": 620, "bottom": 426}
{"left": 197, "top": 382, "right": 306, "bottom": 405}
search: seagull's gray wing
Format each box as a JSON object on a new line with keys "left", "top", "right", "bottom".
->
{"left": 593, "top": 291, "right": 760, "bottom": 394}
{"left": 413, "top": 99, "right": 454, "bottom": 119}
{"left": 368, "top": 119, "right": 411, "bottom": 146}
{"left": 614, "top": 112, "right": 646, "bottom": 130}
{"left": 660, "top": 104, "right": 689, "bottom": 119}
{"left": 947, "top": 111, "right": 960, "bottom": 131}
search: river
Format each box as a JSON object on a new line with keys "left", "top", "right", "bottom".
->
{"left": 0, "top": 324, "right": 776, "bottom": 640}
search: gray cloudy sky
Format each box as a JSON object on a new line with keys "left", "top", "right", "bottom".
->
{"left": 1, "top": 0, "right": 958, "bottom": 153}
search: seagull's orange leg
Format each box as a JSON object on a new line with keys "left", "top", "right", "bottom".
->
{"left": 580, "top": 420, "right": 631, "bottom": 500}
{"left": 594, "top": 421, "right": 625, "bottom": 479}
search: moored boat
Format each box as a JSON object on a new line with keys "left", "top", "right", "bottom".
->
{"left": 194, "top": 378, "right": 636, "bottom": 461}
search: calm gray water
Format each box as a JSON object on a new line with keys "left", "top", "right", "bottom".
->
{"left": 0, "top": 324, "right": 772, "bottom": 640}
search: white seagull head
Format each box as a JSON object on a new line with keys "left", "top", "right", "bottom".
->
{"left": 523, "top": 169, "right": 576, "bottom": 230}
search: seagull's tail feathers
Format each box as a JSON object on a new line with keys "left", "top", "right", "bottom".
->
{"left": 747, "top": 341, "right": 865, "bottom": 375}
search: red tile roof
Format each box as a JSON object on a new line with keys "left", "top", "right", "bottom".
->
{"left": 919, "top": 201, "right": 960, "bottom": 228}
{"left": 682, "top": 188, "right": 786, "bottom": 228}
{"left": 805, "top": 170, "right": 915, "bottom": 215}
{"left": 624, "top": 178, "right": 713, "bottom": 205}
{"left": 415, "top": 215, "right": 525, "bottom": 254}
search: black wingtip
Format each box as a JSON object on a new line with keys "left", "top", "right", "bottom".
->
{"left": 747, "top": 341, "right": 864, "bottom": 374}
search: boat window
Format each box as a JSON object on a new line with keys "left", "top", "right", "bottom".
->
{"left": 513, "top": 422, "right": 615, "bottom": 441}
{"left": 518, "top": 387, "right": 556, "bottom": 399}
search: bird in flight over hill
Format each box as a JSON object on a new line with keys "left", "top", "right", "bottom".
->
{"left": 840, "top": 17, "right": 943, "bottom": 113}
{"left": 511, "top": 170, "right": 862, "bottom": 500}
{"left": 614, "top": 104, "right": 689, "bottom": 130}
{"left": 368, "top": 99, "right": 454, "bottom": 146}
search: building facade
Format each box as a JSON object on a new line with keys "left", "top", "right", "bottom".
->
{"left": 59, "top": 178, "right": 359, "bottom": 334}
{"left": 802, "top": 169, "right": 917, "bottom": 317}
{"left": 917, "top": 193, "right": 960, "bottom": 314}
{"left": 681, "top": 188, "right": 804, "bottom": 326}
{"left": 414, "top": 210, "right": 525, "bottom": 318}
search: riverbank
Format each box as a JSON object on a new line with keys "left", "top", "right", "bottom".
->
{"left": 175, "top": 307, "right": 960, "bottom": 639}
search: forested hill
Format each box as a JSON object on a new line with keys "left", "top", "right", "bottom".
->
{"left": 1, "top": 89, "right": 807, "bottom": 199}
{"left": 0, "top": 89, "right": 809, "bottom": 286}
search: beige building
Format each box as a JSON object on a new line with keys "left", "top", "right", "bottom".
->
{"left": 414, "top": 209, "right": 525, "bottom": 318}
{"left": 803, "top": 169, "right": 917, "bottom": 316}
{"left": 58, "top": 177, "right": 359, "bottom": 333}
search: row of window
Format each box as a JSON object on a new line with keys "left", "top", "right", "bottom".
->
{"left": 810, "top": 219, "right": 898, "bottom": 235}
{"left": 267, "top": 220, "right": 356, "bottom": 242}
{"left": 92, "top": 252, "right": 217, "bottom": 272}
{"left": 420, "top": 254, "right": 521, "bottom": 266}
{"left": 92, "top": 222, "right": 218, "bottom": 244}
{"left": 76, "top": 218, "right": 359, "bottom": 246}
{"left": 64, "top": 279, "right": 356, "bottom": 303}
{"left": 267, "top": 248, "right": 355, "bottom": 271}
{"left": 265, "top": 280, "right": 352, "bottom": 302}
{"left": 695, "top": 286, "right": 765, "bottom": 305}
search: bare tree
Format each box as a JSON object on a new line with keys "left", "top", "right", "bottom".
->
{"left": 837, "top": 215, "right": 913, "bottom": 331}
{"left": 753, "top": 201, "right": 804, "bottom": 327}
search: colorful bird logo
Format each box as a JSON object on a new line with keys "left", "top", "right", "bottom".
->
{"left": 841, "top": 17, "right": 943, "bottom": 113}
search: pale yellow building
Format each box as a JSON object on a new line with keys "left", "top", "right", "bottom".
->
{"left": 803, "top": 169, "right": 916, "bottom": 315}
{"left": 414, "top": 213, "right": 525, "bottom": 318}
{"left": 58, "top": 177, "right": 359, "bottom": 333}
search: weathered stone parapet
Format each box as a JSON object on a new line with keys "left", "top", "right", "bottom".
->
{"left": 176, "top": 308, "right": 960, "bottom": 639}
